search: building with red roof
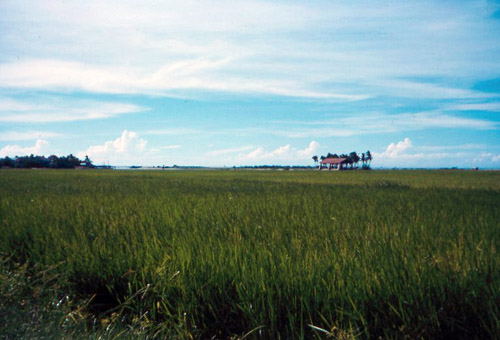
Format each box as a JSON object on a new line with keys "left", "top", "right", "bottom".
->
{"left": 319, "top": 157, "right": 347, "bottom": 170}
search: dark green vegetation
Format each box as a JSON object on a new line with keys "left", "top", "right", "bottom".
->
{"left": 1, "top": 170, "right": 499, "bottom": 339}
{"left": 0, "top": 153, "right": 93, "bottom": 168}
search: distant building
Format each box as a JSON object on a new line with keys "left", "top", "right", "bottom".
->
{"left": 319, "top": 157, "right": 347, "bottom": 170}
{"left": 75, "top": 161, "right": 92, "bottom": 169}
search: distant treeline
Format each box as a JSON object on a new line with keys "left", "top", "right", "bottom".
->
{"left": 0, "top": 154, "right": 93, "bottom": 169}
{"left": 234, "top": 165, "right": 315, "bottom": 170}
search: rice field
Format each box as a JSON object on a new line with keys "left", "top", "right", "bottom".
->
{"left": 1, "top": 169, "right": 499, "bottom": 338}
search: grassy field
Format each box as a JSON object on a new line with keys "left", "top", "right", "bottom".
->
{"left": 0, "top": 169, "right": 499, "bottom": 338}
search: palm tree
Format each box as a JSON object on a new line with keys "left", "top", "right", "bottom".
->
{"left": 312, "top": 155, "right": 318, "bottom": 166}
{"left": 366, "top": 150, "right": 372, "bottom": 166}
{"left": 319, "top": 155, "right": 326, "bottom": 170}
{"left": 349, "top": 151, "right": 360, "bottom": 168}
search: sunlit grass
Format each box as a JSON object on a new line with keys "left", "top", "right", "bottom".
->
{"left": 1, "top": 169, "right": 499, "bottom": 338}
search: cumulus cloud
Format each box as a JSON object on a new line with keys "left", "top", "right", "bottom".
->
{"left": 373, "top": 138, "right": 500, "bottom": 168}
{"left": 373, "top": 138, "right": 437, "bottom": 167}
{"left": 238, "top": 140, "right": 319, "bottom": 164}
{"left": 77, "top": 130, "right": 148, "bottom": 165}
{"left": 474, "top": 152, "right": 500, "bottom": 163}
{"left": 373, "top": 137, "right": 431, "bottom": 167}
{"left": 0, "top": 139, "right": 50, "bottom": 157}
{"left": 381, "top": 138, "right": 413, "bottom": 158}
{"left": 297, "top": 141, "right": 320, "bottom": 157}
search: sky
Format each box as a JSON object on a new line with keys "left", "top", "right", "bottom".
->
{"left": 1, "top": 0, "right": 500, "bottom": 168}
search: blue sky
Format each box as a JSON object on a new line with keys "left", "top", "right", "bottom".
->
{"left": 1, "top": 0, "right": 499, "bottom": 167}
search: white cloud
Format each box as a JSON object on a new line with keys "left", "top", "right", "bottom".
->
{"left": 372, "top": 80, "right": 490, "bottom": 99}
{"left": 373, "top": 137, "right": 433, "bottom": 166}
{"left": 238, "top": 140, "right": 319, "bottom": 164}
{"left": 71, "top": 130, "right": 188, "bottom": 166}
{"left": 398, "top": 112, "right": 497, "bottom": 130}
{"left": 448, "top": 102, "right": 500, "bottom": 112}
{"left": 0, "top": 131, "right": 63, "bottom": 142}
{"left": 3, "top": 1, "right": 499, "bottom": 99}
{"left": 246, "top": 145, "right": 291, "bottom": 160}
{"left": 0, "top": 139, "right": 49, "bottom": 157}
{"left": 373, "top": 138, "right": 500, "bottom": 168}
{"left": 380, "top": 138, "right": 413, "bottom": 158}
{"left": 297, "top": 141, "right": 320, "bottom": 157}
{"left": 0, "top": 96, "right": 148, "bottom": 123}
{"left": 77, "top": 130, "right": 148, "bottom": 165}
{"left": 145, "top": 128, "right": 203, "bottom": 136}
{"left": 205, "top": 145, "right": 254, "bottom": 157}
{"left": 158, "top": 145, "right": 181, "bottom": 150}
{"left": 416, "top": 144, "right": 486, "bottom": 152}
{"left": 474, "top": 152, "right": 500, "bottom": 163}
{"left": 270, "top": 111, "right": 497, "bottom": 138}
{"left": 0, "top": 59, "right": 368, "bottom": 100}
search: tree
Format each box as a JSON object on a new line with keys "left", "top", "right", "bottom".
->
{"left": 349, "top": 151, "right": 360, "bottom": 168}
{"left": 366, "top": 150, "right": 372, "bottom": 165}
{"left": 48, "top": 155, "right": 58, "bottom": 168}
{"left": 84, "top": 155, "right": 94, "bottom": 168}
{"left": 312, "top": 155, "right": 318, "bottom": 166}
{"left": 361, "top": 150, "right": 372, "bottom": 170}
{"left": 0, "top": 154, "right": 93, "bottom": 169}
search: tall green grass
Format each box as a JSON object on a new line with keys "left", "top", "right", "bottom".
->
{"left": 1, "top": 169, "right": 499, "bottom": 338}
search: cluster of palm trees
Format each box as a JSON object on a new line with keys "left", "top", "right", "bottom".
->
{"left": 312, "top": 150, "right": 372, "bottom": 169}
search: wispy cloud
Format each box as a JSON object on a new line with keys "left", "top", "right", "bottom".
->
{"left": 448, "top": 102, "right": 500, "bottom": 112}
{"left": 415, "top": 144, "right": 487, "bottom": 152}
{"left": 0, "top": 96, "right": 148, "bottom": 123}
{"left": 3, "top": 1, "right": 499, "bottom": 99}
{"left": 371, "top": 80, "right": 492, "bottom": 99}
{"left": 145, "top": 128, "right": 203, "bottom": 136}
{"left": 392, "top": 111, "right": 496, "bottom": 130}
{"left": 0, "top": 130, "right": 63, "bottom": 142}
{"left": 0, "top": 59, "right": 369, "bottom": 100}
{"left": 158, "top": 145, "right": 181, "bottom": 150}
{"left": 205, "top": 145, "right": 254, "bottom": 157}
{"left": 270, "top": 111, "right": 497, "bottom": 138}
